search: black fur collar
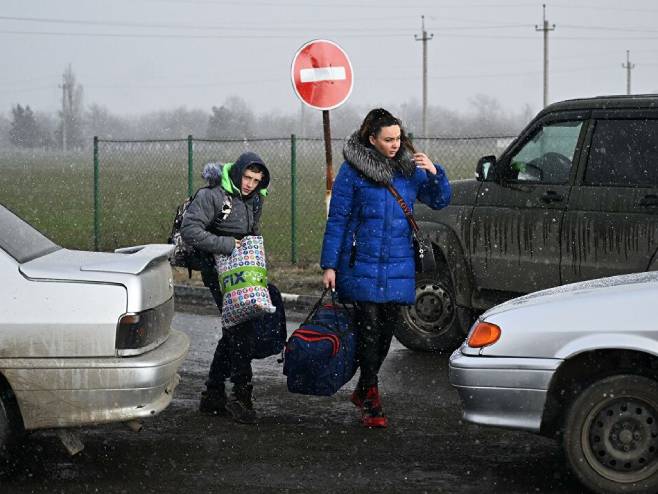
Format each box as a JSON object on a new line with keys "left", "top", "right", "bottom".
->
{"left": 342, "top": 132, "right": 416, "bottom": 185}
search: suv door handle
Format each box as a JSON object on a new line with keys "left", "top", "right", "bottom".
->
{"left": 639, "top": 194, "right": 658, "bottom": 207}
{"left": 540, "top": 190, "right": 564, "bottom": 203}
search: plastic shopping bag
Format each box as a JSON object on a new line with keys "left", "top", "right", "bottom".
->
{"left": 214, "top": 235, "right": 276, "bottom": 328}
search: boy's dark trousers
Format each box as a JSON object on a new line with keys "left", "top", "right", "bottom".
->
{"left": 206, "top": 321, "right": 256, "bottom": 389}
{"left": 200, "top": 256, "right": 255, "bottom": 390}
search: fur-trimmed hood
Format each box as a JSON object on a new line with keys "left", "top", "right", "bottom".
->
{"left": 342, "top": 132, "right": 416, "bottom": 185}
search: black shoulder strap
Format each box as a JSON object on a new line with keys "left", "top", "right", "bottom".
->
{"left": 190, "top": 185, "right": 210, "bottom": 202}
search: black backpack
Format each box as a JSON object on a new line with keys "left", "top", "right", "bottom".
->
{"left": 168, "top": 190, "right": 202, "bottom": 276}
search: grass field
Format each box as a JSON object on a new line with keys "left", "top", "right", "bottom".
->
{"left": 0, "top": 136, "right": 510, "bottom": 266}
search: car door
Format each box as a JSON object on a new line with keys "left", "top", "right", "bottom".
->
{"left": 469, "top": 112, "right": 589, "bottom": 295}
{"left": 562, "top": 111, "right": 658, "bottom": 283}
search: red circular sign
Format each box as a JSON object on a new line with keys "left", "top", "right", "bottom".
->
{"left": 291, "top": 39, "right": 353, "bottom": 111}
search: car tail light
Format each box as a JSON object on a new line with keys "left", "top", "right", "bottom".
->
{"left": 116, "top": 297, "right": 174, "bottom": 355}
{"left": 467, "top": 321, "right": 501, "bottom": 348}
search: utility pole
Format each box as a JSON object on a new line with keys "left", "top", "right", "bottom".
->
{"left": 415, "top": 15, "right": 433, "bottom": 137}
{"left": 535, "top": 4, "right": 555, "bottom": 108}
{"left": 59, "top": 82, "right": 68, "bottom": 151}
{"left": 622, "top": 50, "right": 635, "bottom": 95}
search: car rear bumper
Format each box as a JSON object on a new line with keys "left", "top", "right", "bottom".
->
{"left": 449, "top": 349, "right": 562, "bottom": 432}
{"left": 2, "top": 329, "right": 190, "bottom": 430}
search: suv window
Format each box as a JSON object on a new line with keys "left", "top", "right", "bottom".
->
{"left": 508, "top": 121, "right": 582, "bottom": 184}
{"left": 0, "top": 205, "right": 60, "bottom": 263}
{"left": 585, "top": 119, "right": 658, "bottom": 187}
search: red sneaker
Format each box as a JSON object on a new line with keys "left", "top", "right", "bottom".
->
{"left": 360, "top": 386, "right": 388, "bottom": 428}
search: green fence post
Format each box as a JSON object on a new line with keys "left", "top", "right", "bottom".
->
{"left": 290, "top": 134, "right": 298, "bottom": 264}
{"left": 187, "top": 135, "right": 194, "bottom": 196}
{"left": 93, "top": 136, "right": 100, "bottom": 251}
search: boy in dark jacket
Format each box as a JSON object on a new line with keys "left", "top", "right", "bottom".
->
{"left": 181, "top": 151, "right": 270, "bottom": 424}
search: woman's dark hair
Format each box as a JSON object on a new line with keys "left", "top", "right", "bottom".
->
{"left": 357, "top": 108, "right": 415, "bottom": 154}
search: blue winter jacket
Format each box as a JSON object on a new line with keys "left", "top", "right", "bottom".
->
{"left": 320, "top": 135, "right": 452, "bottom": 304}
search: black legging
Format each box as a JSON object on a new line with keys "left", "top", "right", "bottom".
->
{"left": 354, "top": 302, "right": 400, "bottom": 390}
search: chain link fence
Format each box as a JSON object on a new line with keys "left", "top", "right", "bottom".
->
{"left": 0, "top": 134, "right": 514, "bottom": 267}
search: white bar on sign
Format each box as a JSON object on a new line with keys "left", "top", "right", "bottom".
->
{"left": 300, "top": 66, "right": 346, "bottom": 83}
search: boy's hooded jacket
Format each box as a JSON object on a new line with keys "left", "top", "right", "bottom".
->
{"left": 320, "top": 134, "right": 452, "bottom": 305}
{"left": 181, "top": 152, "right": 270, "bottom": 256}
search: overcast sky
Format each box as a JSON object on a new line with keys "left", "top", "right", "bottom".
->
{"left": 2, "top": 0, "right": 658, "bottom": 119}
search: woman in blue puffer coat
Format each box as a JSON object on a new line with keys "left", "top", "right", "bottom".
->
{"left": 321, "top": 108, "right": 451, "bottom": 428}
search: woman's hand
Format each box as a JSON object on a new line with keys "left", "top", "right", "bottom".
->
{"left": 323, "top": 268, "right": 336, "bottom": 291}
{"left": 413, "top": 152, "right": 437, "bottom": 175}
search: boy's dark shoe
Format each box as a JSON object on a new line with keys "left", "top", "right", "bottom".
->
{"left": 360, "top": 386, "right": 388, "bottom": 428}
{"left": 199, "top": 387, "right": 228, "bottom": 416}
{"left": 226, "top": 383, "right": 257, "bottom": 424}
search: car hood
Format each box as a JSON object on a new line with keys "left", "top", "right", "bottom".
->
{"left": 483, "top": 271, "right": 658, "bottom": 319}
{"left": 20, "top": 244, "right": 175, "bottom": 312}
{"left": 477, "top": 271, "right": 658, "bottom": 359}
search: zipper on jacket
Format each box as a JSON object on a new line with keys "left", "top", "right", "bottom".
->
{"left": 349, "top": 208, "right": 364, "bottom": 268}
{"left": 349, "top": 232, "right": 357, "bottom": 267}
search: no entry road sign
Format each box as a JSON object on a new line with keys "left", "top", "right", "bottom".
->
{"left": 291, "top": 39, "right": 353, "bottom": 111}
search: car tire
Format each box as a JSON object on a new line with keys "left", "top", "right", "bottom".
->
{"left": 563, "top": 374, "right": 658, "bottom": 494}
{"left": 0, "top": 387, "right": 22, "bottom": 463}
{"left": 395, "top": 272, "right": 470, "bottom": 353}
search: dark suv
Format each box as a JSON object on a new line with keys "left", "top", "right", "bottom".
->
{"left": 396, "top": 94, "right": 658, "bottom": 352}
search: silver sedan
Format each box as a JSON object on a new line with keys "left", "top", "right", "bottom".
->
{"left": 449, "top": 271, "right": 658, "bottom": 494}
{"left": 0, "top": 204, "right": 189, "bottom": 453}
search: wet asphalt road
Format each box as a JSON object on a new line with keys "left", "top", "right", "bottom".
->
{"left": 0, "top": 310, "right": 587, "bottom": 494}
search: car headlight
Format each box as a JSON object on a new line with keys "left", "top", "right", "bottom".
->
{"left": 467, "top": 321, "right": 501, "bottom": 348}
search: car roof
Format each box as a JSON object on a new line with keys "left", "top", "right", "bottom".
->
{"left": 540, "top": 94, "right": 658, "bottom": 115}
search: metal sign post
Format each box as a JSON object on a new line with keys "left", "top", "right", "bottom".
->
{"left": 291, "top": 39, "right": 353, "bottom": 216}
{"left": 322, "top": 110, "right": 334, "bottom": 216}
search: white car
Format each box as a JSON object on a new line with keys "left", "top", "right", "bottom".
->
{"left": 0, "top": 204, "right": 189, "bottom": 453}
{"left": 449, "top": 272, "right": 658, "bottom": 494}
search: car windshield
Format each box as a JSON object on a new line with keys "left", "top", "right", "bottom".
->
{"left": 0, "top": 204, "right": 60, "bottom": 263}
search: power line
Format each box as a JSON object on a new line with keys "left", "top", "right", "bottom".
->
{"left": 0, "top": 14, "right": 419, "bottom": 33}
{"left": 124, "top": 0, "right": 538, "bottom": 8}
{"left": 0, "top": 14, "right": 535, "bottom": 32}
{"left": 561, "top": 24, "right": 658, "bottom": 34}
{"left": 549, "top": 3, "right": 658, "bottom": 14}
{"left": 0, "top": 29, "right": 412, "bottom": 39}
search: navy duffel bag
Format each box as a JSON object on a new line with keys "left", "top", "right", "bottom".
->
{"left": 251, "top": 283, "right": 287, "bottom": 360}
{"left": 283, "top": 290, "right": 357, "bottom": 396}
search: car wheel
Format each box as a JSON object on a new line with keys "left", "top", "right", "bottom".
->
{"left": 563, "top": 374, "right": 658, "bottom": 494}
{"left": 0, "top": 393, "right": 13, "bottom": 460}
{"left": 395, "top": 272, "right": 468, "bottom": 352}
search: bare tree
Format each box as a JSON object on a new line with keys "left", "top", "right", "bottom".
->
{"left": 207, "top": 96, "right": 256, "bottom": 138}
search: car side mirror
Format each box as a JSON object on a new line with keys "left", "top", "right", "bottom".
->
{"left": 476, "top": 155, "right": 496, "bottom": 181}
